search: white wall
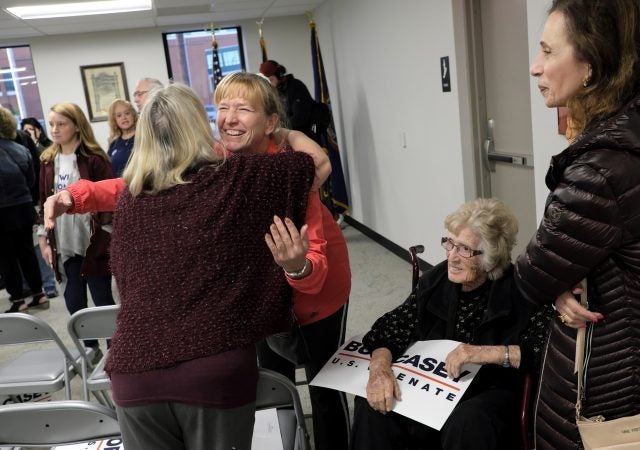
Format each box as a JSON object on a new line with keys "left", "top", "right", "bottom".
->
{"left": 0, "top": 15, "right": 316, "bottom": 150}
{"left": 526, "top": 0, "right": 569, "bottom": 220}
{"left": 2, "top": 3, "right": 569, "bottom": 261}
{"left": 29, "top": 29, "right": 166, "bottom": 148}
{"left": 315, "top": 0, "right": 468, "bottom": 264}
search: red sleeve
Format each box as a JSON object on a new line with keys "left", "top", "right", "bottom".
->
{"left": 67, "top": 178, "right": 126, "bottom": 213}
{"left": 286, "top": 192, "right": 329, "bottom": 294}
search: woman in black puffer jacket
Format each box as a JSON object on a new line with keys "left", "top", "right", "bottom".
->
{"left": 516, "top": 1, "right": 640, "bottom": 448}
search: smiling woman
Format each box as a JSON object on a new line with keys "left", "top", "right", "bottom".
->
{"left": 214, "top": 72, "right": 285, "bottom": 154}
{"left": 351, "top": 197, "right": 553, "bottom": 450}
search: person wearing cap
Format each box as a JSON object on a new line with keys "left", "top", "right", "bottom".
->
{"left": 259, "top": 60, "right": 319, "bottom": 141}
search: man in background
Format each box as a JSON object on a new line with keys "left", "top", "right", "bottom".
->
{"left": 132, "top": 78, "right": 164, "bottom": 111}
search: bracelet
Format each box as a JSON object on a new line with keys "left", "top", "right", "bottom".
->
{"left": 502, "top": 345, "right": 511, "bottom": 368}
{"left": 284, "top": 259, "right": 310, "bottom": 279}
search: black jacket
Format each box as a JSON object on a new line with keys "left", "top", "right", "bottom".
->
{"left": 278, "top": 74, "right": 315, "bottom": 135}
{"left": 364, "top": 261, "right": 545, "bottom": 396}
{"left": 516, "top": 92, "right": 640, "bottom": 449}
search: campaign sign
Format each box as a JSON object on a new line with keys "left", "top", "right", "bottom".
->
{"left": 310, "top": 335, "right": 481, "bottom": 430}
{"left": 54, "top": 438, "right": 123, "bottom": 450}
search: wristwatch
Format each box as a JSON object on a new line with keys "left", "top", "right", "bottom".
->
{"left": 502, "top": 345, "right": 511, "bottom": 368}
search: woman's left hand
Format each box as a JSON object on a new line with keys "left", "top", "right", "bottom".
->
{"left": 445, "top": 343, "right": 476, "bottom": 379}
{"left": 555, "top": 288, "right": 604, "bottom": 328}
{"left": 265, "top": 215, "right": 309, "bottom": 273}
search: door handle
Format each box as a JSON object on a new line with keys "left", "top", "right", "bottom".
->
{"left": 483, "top": 119, "right": 534, "bottom": 169}
{"left": 483, "top": 138, "right": 496, "bottom": 172}
{"left": 487, "top": 152, "right": 534, "bottom": 167}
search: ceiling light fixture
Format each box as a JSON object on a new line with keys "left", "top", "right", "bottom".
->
{"left": 5, "top": 0, "right": 153, "bottom": 20}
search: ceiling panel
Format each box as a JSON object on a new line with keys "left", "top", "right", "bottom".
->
{"left": 0, "top": 0, "right": 325, "bottom": 39}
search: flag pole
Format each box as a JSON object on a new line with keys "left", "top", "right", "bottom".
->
{"left": 257, "top": 18, "right": 268, "bottom": 63}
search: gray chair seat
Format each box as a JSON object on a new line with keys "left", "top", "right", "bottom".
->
{"left": 0, "top": 347, "right": 82, "bottom": 393}
{"left": 0, "top": 313, "right": 84, "bottom": 400}
{"left": 0, "top": 400, "right": 120, "bottom": 446}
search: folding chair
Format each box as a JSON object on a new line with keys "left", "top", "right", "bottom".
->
{"left": 255, "top": 368, "right": 311, "bottom": 450}
{"left": 0, "top": 313, "right": 86, "bottom": 401}
{"left": 67, "top": 305, "right": 119, "bottom": 407}
{"left": 0, "top": 399, "right": 120, "bottom": 447}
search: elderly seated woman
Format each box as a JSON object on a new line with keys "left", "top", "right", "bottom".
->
{"left": 351, "top": 198, "right": 552, "bottom": 450}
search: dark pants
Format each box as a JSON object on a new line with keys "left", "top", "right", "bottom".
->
{"left": 63, "top": 255, "right": 115, "bottom": 348}
{"left": 257, "top": 304, "right": 351, "bottom": 450}
{"left": 351, "top": 388, "right": 520, "bottom": 450}
{"left": 0, "top": 224, "right": 42, "bottom": 300}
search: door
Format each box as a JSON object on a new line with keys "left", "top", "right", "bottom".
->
{"left": 465, "top": 0, "right": 537, "bottom": 258}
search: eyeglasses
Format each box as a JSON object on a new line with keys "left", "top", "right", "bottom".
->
{"left": 133, "top": 90, "right": 148, "bottom": 97}
{"left": 441, "top": 237, "right": 483, "bottom": 258}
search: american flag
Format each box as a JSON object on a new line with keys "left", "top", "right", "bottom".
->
{"left": 310, "top": 20, "right": 350, "bottom": 218}
{"left": 211, "top": 31, "right": 223, "bottom": 89}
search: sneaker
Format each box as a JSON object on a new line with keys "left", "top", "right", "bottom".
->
{"left": 45, "top": 290, "right": 59, "bottom": 299}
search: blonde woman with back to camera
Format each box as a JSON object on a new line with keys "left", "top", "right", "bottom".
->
{"left": 43, "top": 83, "right": 330, "bottom": 449}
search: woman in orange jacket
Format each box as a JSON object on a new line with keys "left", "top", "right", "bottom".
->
{"left": 45, "top": 73, "right": 351, "bottom": 450}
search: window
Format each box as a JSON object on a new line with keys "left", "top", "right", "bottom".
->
{"left": 0, "top": 45, "right": 45, "bottom": 123}
{"left": 163, "top": 27, "right": 246, "bottom": 122}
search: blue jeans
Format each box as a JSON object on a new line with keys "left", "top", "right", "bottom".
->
{"left": 63, "top": 254, "right": 115, "bottom": 348}
{"left": 20, "top": 245, "right": 57, "bottom": 294}
{"left": 36, "top": 245, "right": 57, "bottom": 293}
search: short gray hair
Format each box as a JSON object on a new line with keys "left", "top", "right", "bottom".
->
{"left": 444, "top": 198, "right": 518, "bottom": 280}
{"left": 138, "top": 77, "right": 164, "bottom": 91}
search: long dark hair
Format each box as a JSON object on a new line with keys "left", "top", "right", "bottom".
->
{"left": 550, "top": 0, "right": 640, "bottom": 134}
{"left": 20, "top": 117, "right": 52, "bottom": 147}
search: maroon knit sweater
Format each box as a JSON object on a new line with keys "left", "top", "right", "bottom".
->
{"left": 106, "top": 152, "right": 314, "bottom": 374}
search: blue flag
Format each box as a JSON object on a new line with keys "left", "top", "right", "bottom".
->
{"left": 310, "top": 20, "right": 350, "bottom": 217}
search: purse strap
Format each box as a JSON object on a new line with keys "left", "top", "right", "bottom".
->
{"left": 575, "top": 278, "right": 594, "bottom": 420}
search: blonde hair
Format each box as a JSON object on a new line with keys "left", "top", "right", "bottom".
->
{"left": 107, "top": 99, "right": 137, "bottom": 145}
{"left": 444, "top": 198, "right": 518, "bottom": 280}
{"left": 122, "top": 83, "right": 221, "bottom": 196}
{"left": 214, "top": 72, "right": 286, "bottom": 130}
{"left": 0, "top": 106, "right": 17, "bottom": 140}
{"left": 40, "top": 103, "right": 108, "bottom": 163}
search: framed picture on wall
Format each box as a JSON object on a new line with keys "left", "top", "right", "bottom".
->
{"left": 80, "top": 62, "right": 129, "bottom": 122}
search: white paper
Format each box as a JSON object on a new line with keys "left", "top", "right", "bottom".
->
{"left": 310, "top": 335, "right": 481, "bottom": 430}
{"left": 251, "top": 408, "right": 284, "bottom": 450}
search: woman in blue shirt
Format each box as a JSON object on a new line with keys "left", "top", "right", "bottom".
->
{"left": 106, "top": 99, "right": 137, "bottom": 177}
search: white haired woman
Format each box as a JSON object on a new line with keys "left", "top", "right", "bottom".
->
{"left": 351, "top": 198, "right": 553, "bottom": 450}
